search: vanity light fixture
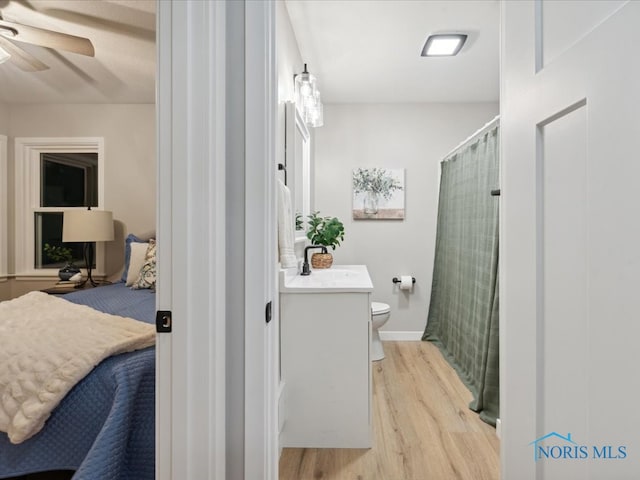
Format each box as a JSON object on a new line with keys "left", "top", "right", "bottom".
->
{"left": 294, "top": 63, "right": 324, "bottom": 127}
{"left": 421, "top": 34, "right": 468, "bottom": 57}
{"left": 0, "top": 45, "right": 10, "bottom": 65}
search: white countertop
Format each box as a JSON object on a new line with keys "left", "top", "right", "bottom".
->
{"left": 279, "top": 264, "right": 374, "bottom": 293}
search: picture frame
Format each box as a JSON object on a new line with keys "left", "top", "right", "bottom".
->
{"left": 352, "top": 167, "right": 405, "bottom": 220}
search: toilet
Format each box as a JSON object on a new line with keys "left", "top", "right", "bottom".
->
{"left": 371, "top": 302, "right": 391, "bottom": 361}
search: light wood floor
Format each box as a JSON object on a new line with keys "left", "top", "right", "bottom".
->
{"left": 279, "top": 341, "right": 500, "bottom": 480}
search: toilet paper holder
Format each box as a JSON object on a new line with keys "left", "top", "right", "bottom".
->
{"left": 392, "top": 277, "right": 416, "bottom": 284}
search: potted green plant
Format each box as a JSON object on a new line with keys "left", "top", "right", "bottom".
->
{"left": 306, "top": 211, "right": 345, "bottom": 269}
{"left": 44, "top": 243, "right": 81, "bottom": 281}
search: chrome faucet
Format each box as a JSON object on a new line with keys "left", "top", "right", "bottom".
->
{"left": 301, "top": 245, "right": 328, "bottom": 276}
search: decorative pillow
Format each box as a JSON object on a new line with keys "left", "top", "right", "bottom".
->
{"left": 125, "top": 242, "right": 150, "bottom": 286}
{"left": 121, "top": 234, "right": 145, "bottom": 283}
{"left": 132, "top": 239, "right": 156, "bottom": 290}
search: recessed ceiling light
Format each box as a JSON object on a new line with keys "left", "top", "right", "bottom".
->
{"left": 421, "top": 34, "right": 468, "bottom": 57}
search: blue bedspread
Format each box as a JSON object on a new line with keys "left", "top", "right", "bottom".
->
{"left": 0, "top": 283, "right": 156, "bottom": 480}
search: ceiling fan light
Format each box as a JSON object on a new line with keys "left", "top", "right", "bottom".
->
{"left": 0, "top": 45, "right": 10, "bottom": 65}
{"left": 421, "top": 34, "right": 468, "bottom": 57}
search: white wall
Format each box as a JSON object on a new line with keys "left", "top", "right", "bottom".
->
{"left": 314, "top": 103, "right": 498, "bottom": 333}
{"left": 276, "top": 0, "right": 303, "bottom": 181}
{"left": 277, "top": 1, "right": 303, "bottom": 109}
{"left": 6, "top": 103, "right": 155, "bottom": 295}
{"left": 277, "top": 0, "right": 308, "bottom": 262}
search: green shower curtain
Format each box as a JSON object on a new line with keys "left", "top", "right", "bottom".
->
{"left": 422, "top": 124, "right": 500, "bottom": 426}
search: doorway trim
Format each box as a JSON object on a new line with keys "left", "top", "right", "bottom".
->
{"left": 245, "top": 1, "right": 279, "bottom": 478}
{"left": 156, "top": 0, "right": 277, "bottom": 478}
{"left": 156, "top": 0, "right": 228, "bottom": 478}
{"left": 0, "top": 135, "right": 7, "bottom": 281}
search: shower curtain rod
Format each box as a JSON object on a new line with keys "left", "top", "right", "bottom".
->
{"left": 442, "top": 115, "right": 500, "bottom": 162}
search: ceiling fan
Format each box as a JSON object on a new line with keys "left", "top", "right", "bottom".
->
{"left": 0, "top": 15, "right": 94, "bottom": 71}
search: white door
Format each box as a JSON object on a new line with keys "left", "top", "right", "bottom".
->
{"left": 156, "top": 1, "right": 228, "bottom": 478}
{"left": 501, "top": 1, "right": 640, "bottom": 479}
{"left": 157, "top": 1, "right": 277, "bottom": 478}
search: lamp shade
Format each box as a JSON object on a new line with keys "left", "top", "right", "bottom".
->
{"left": 63, "top": 209, "right": 114, "bottom": 242}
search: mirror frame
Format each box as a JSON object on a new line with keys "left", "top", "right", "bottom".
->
{"left": 285, "top": 101, "right": 311, "bottom": 241}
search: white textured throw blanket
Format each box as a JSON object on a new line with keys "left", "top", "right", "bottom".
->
{"left": 0, "top": 291, "right": 155, "bottom": 444}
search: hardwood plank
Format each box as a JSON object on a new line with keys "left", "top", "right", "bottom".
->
{"left": 279, "top": 341, "right": 500, "bottom": 480}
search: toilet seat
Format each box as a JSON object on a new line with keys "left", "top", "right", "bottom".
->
{"left": 371, "top": 302, "right": 390, "bottom": 315}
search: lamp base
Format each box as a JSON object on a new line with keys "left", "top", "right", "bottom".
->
{"left": 78, "top": 241, "right": 111, "bottom": 288}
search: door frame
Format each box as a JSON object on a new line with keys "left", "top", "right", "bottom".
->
{"left": 245, "top": 1, "right": 279, "bottom": 478}
{"left": 156, "top": 0, "right": 278, "bottom": 478}
{"left": 156, "top": 0, "right": 228, "bottom": 478}
{"left": 0, "top": 135, "right": 7, "bottom": 281}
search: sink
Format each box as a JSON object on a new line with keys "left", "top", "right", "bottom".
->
{"left": 280, "top": 265, "right": 373, "bottom": 293}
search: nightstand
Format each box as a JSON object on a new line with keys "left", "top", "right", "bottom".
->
{"left": 41, "top": 281, "right": 88, "bottom": 295}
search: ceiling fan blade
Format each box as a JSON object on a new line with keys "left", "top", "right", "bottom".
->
{"left": 0, "top": 36, "right": 49, "bottom": 71}
{"left": 0, "top": 19, "right": 94, "bottom": 57}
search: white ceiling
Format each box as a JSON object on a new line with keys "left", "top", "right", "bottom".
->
{"left": 0, "top": 0, "right": 155, "bottom": 104}
{"left": 285, "top": 0, "right": 499, "bottom": 104}
{"left": 0, "top": 0, "right": 497, "bottom": 105}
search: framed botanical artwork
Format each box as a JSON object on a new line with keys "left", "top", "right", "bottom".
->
{"left": 352, "top": 168, "right": 405, "bottom": 220}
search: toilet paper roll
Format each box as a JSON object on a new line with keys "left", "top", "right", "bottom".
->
{"left": 399, "top": 275, "right": 413, "bottom": 291}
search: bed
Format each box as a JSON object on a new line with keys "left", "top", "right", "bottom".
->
{"left": 0, "top": 282, "right": 156, "bottom": 480}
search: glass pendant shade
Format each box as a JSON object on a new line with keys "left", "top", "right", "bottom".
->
{"left": 306, "top": 91, "right": 324, "bottom": 127}
{"left": 294, "top": 63, "right": 324, "bottom": 128}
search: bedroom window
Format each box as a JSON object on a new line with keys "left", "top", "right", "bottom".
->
{"left": 36, "top": 153, "right": 98, "bottom": 269}
{"left": 14, "top": 138, "right": 105, "bottom": 277}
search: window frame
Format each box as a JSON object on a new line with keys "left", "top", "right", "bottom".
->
{"left": 0, "top": 135, "right": 7, "bottom": 281}
{"left": 14, "top": 137, "right": 105, "bottom": 278}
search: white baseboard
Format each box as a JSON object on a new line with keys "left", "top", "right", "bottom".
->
{"left": 379, "top": 331, "right": 423, "bottom": 341}
{"left": 496, "top": 418, "right": 501, "bottom": 439}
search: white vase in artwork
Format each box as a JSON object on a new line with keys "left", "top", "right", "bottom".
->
{"left": 363, "top": 191, "right": 379, "bottom": 214}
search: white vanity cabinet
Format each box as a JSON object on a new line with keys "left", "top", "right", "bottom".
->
{"left": 279, "top": 265, "right": 373, "bottom": 448}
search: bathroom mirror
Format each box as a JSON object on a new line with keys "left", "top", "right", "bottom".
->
{"left": 285, "top": 102, "right": 311, "bottom": 240}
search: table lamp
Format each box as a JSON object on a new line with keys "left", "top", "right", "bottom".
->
{"left": 62, "top": 207, "right": 114, "bottom": 287}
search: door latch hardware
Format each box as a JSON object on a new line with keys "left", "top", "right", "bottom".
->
{"left": 265, "top": 301, "right": 272, "bottom": 324}
{"left": 156, "top": 310, "right": 172, "bottom": 333}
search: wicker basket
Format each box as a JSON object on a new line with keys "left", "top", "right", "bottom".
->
{"left": 311, "top": 252, "right": 333, "bottom": 269}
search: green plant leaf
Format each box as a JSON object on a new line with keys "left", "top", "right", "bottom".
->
{"left": 306, "top": 211, "right": 345, "bottom": 250}
{"left": 43, "top": 243, "right": 73, "bottom": 263}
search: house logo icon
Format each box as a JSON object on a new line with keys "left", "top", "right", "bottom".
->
{"left": 529, "top": 432, "right": 578, "bottom": 462}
